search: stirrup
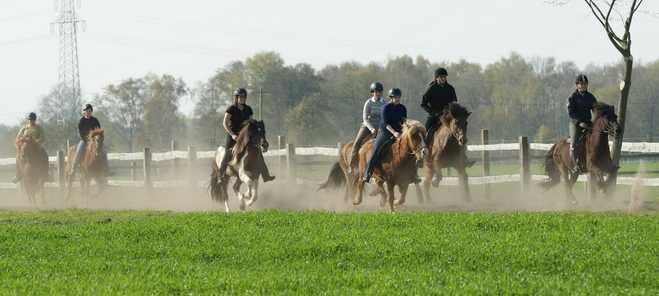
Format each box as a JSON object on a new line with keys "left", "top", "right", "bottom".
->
{"left": 362, "top": 174, "right": 371, "bottom": 183}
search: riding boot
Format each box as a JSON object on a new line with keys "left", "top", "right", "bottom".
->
{"left": 570, "top": 149, "right": 581, "bottom": 175}
{"left": 217, "top": 148, "right": 232, "bottom": 183}
{"left": 411, "top": 170, "right": 422, "bottom": 184}
{"left": 260, "top": 153, "right": 276, "bottom": 182}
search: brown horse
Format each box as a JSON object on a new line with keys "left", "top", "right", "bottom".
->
{"left": 64, "top": 128, "right": 107, "bottom": 206}
{"left": 420, "top": 102, "right": 473, "bottom": 203}
{"left": 14, "top": 134, "right": 47, "bottom": 206}
{"left": 540, "top": 102, "right": 622, "bottom": 204}
{"left": 208, "top": 119, "right": 269, "bottom": 212}
{"left": 350, "top": 119, "right": 428, "bottom": 213}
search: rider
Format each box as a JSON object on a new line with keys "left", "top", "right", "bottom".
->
{"left": 12, "top": 112, "right": 52, "bottom": 183}
{"left": 566, "top": 74, "right": 598, "bottom": 175}
{"left": 217, "top": 88, "right": 275, "bottom": 183}
{"left": 69, "top": 104, "right": 113, "bottom": 177}
{"left": 347, "top": 82, "right": 387, "bottom": 175}
{"left": 362, "top": 87, "right": 408, "bottom": 183}
{"left": 420, "top": 67, "right": 475, "bottom": 167}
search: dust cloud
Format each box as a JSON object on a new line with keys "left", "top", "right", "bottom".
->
{"left": 0, "top": 176, "right": 645, "bottom": 213}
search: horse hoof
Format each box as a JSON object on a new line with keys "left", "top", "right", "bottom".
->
{"left": 353, "top": 199, "right": 362, "bottom": 206}
{"left": 393, "top": 199, "right": 405, "bottom": 206}
{"left": 379, "top": 198, "right": 387, "bottom": 207}
{"left": 463, "top": 194, "right": 473, "bottom": 203}
{"left": 239, "top": 201, "right": 246, "bottom": 211}
{"left": 432, "top": 179, "right": 440, "bottom": 188}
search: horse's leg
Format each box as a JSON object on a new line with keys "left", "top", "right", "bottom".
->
{"left": 562, "top": 168, "right": 579, "bottom": 205}
{"left": 377, "top": 180, "right": 388, "bottom": 207}
{"left": 94, "top": 175, "right": 106, "bottom": 199}
{"left": 393, "top": 184, "right": 410, "bottom": 206}
{"left": 456, "top": 167, "right": 472, "bottom": 203}
{"left": 246, "top": 178, "right": 259, "bottom": 207}
{"left": 38, "top": 180, "right": 46, "bottom": 206}
{"left": 232, "top": 177, "right": 246, "bottom": 211}
{"left": 353, "top": 180, "right": 365, "bottom": 205}
{"left": 386, "top": 182, "right": 396, "bottom": 213}
{"left": 414, "top": 183, "right": 424, "bottom": 204}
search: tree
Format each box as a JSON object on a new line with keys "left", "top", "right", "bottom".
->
{"left": 136, "top": 74, "right": 187, "bottom": 151}
{"left": 93, "top": 78, "right": 148, "bottom": 152}
{"left": 37, "top": 87, "right": 80, "bottom": 152}
{"left": 284, "top": 93, "right": 337, "bottom": 145}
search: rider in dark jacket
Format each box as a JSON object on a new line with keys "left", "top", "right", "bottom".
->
{"left": 69, "top": 104, "right": 112, "bottom": 177}
{"left": 566, "top": 74, "right": 598, "bottom": 174}
{"left": 421, "top": 67, "right": 474, "bottom": 167}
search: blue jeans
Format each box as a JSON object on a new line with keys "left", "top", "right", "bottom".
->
{"left": 363, "top": 129, "right": 394, "bottom": 177}
{"left": 71, "top": 140, "right": 109, "bottom": 171}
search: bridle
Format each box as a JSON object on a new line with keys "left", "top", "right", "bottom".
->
{"left": 398, "top": 129, "right": 428, "bottom": 157}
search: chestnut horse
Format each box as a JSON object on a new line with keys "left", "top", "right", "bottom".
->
{"left": 421, "top": 102, "right": 473, "bottom": 203}
{"left": 351, "top": 119, "right": 428, "bottom": 213}
{"left": 14, "top": 134, "right": 47, "bottom": 206}
{"left": 540, "top": 102, "right": 622, "bottom": 204}
{"left": 64, "top": 128, "right": 107, "bottom": 206}
{"left": 208, "top": 119, "right": 269, "bottom": 212}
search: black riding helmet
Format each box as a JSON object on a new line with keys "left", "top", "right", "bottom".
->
{"left": 434, "top": 67, "right": 448, "bottom": 77}
{"left": 369, "top": 82, "right": 384, "bottom": 92}
{"left": 83, "top": 103, "right": 93, "bottom": 111}
{"left": 575, "top": 74, "right": 588, "bottom": 84}
{"left": 233, "top": 88, "right": 248, "bottom": 97}
{"left": 27, "top": 112, "right": 37, "bottom": 120}
{"left": 388, "top": 87, "right": 402, "bottom": 97}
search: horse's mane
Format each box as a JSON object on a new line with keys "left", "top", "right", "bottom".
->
{"left": 86, "top": 128, "right": 105, "bottom": 142}
{"left": 440, "top": 102, "right": 471, "bottom": 127}
{"left": 14, "top": 133, "right": 42, "bottom": 152}
{"left": 232, "top": 119, "right": 257, "bottom": 160}
{"left": 592, "top": 102, "right": 613, "bottom": 119}
{"left": 402, "top": 119, "right": 426, "bottom": 139}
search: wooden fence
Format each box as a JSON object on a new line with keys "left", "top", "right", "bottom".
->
{"left": 2, "top": 130, "right": 659, "bottom": 195}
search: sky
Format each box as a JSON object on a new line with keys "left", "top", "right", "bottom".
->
{"left": 1, "top": 0, "right": 658, "bottom": 127}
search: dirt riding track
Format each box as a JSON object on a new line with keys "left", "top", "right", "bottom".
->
{"left": 0, "top": 179, "right": 648, "bottom": 213}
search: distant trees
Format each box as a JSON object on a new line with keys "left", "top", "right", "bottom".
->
{"left": 7, "top": 50, "right": 659, "bottom": 158}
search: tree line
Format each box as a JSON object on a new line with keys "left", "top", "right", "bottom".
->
{"left": 2, "top": 51, "right": 659, "bottom": 157}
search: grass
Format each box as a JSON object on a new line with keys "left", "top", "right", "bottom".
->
{"left": 1, "top": 209, "right": 658, "bottom": 295}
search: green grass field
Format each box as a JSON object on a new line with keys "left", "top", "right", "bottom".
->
{"left": 1, "top": 209, "right": 658, "bottom": 295}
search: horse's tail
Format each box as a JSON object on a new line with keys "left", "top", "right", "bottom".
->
{"left": 539, "top": 143, "right": 561, "bottom": 191}
{"left": 317, "top": 161, "right": 346, "bottom": 192}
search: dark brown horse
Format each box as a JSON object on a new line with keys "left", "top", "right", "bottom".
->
{"left": 350, "top": 119, "right": 428, "bottom": 213}
{"left": 65, "top": 128, "right": 107, "bottom": 206}
{"left": 14, "top": 134, "right": 46, "bottom": 206}
{"left": 540, "top": 102, "right": 622, "bottom": 204}
{"left": 208, "top": 119, "right": 269, "bottom": 212}
{"left": 317, "top": 133, "right": 376, "bottom": 204}
{"left": 421, "top": 102, "right": 473, "bottom": 203}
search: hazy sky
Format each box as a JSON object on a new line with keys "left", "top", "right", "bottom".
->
{"left": 1, "top": 0, "right": 658, "bottom": 126}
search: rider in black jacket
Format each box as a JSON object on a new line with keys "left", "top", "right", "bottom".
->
{"left": 566, "top": 74, "right": 598, "bottom": 174}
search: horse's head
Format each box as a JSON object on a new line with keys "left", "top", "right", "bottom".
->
{"left": 401, "top": 119, "right": 429, "bottom": 159}
{"left": 440, "top": 102, "right": 471, "bottom": 145}
{"left": 86, "top": 128, "right": 105, "bottom": 156}
{"left": 592, "top": 102, "right": 622, "bottom": 139}
{"left": 239, "top": 119, "right": 269, "bottom": 153}
{"left": 14, "top": 134, "right": 41, "bottom": 161}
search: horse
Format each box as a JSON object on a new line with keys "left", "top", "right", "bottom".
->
{"left": 208, "top": 119, "right": 269, "bottom": 212}
{"left": 14, "top": 134, "right": 47, "bottom": 206}
{"left": 540, "top": 102, "right": 622, "bottom": 204}
{"left": 350, "top": 119, "right": 428, "bottom": 213}
{"left": 420, "top": 102, "right": 473, "bottom": 203}
{"left": 64, "top": 128, "right": 107, "bottom": 206}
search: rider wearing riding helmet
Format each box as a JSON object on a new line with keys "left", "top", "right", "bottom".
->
{"left": 420, "top": 67, "right": 475, "bottom": 168}
{"left": 566, "top": 74, "right": 598, "bottom": 174}
{"left": 347, "top": 82, "right": 387, "bottom": 174}
{"left": 362, "top": 87, "right": 408, "bottom": 183}
{"left": 217, "top": 88, "right": 275, "bottom": 183}
{"left": 12, "top": 112, "right": 52, "bottom": 183}
{"left": 69, "top": 104, "right": 113, "bottom": 177}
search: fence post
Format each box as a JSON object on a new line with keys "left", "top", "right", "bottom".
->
{"left": 278, "top": 136, "right": 286, "bottom": 178}
{"left": 587, "top": 173, "right": 597, "bottom": 201}
{"left": 519, "top": 136, "right": 530, "bottom": 197}
{"left": 286, "top": 143, "right": 296, "bottom": 184}
{"left": 131, "top": 161, "right": 137, "bottom": 181}
{"left": 481, "top": 129, "right": 490, "bottom": 199}
{"left": 188, "top": 146, "right": 197, "bottom": 187}
{"left": 143, "top": 148, "right": 152, "bottom": 194}
{"left": 57, "top": 150, "right": 65, "bottom": 199}
{"left": 171, "top": 140, "right": 179, "bottom": 179}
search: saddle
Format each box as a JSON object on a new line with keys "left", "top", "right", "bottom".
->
{"left": 375, "top": 136, "right": 396, "bottom": 163}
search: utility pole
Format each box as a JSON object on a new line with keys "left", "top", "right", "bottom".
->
{"left": 258, "top": 88, "right": 267, "bottom": 120}
{"left": 51, "top": 0, "right": 85, "bottom": 122}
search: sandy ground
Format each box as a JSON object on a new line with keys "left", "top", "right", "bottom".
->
{"left": 0, "top": 177, "right": 651, "bottom": 213}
